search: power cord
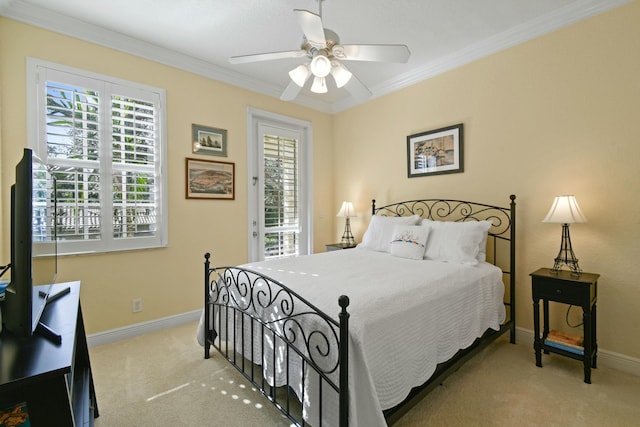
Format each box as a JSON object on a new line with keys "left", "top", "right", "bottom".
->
{"left": 0, "top": 263, "right": 10, "bottom": 279}
{"left": 566, "top": 304, "right": 583, "bottom": 328}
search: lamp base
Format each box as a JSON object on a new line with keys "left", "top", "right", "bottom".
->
{"left": 341, "top": 217, "right": 355, "bottom": 246}
{"left": 550, "top": 223, "right": 582, "bottom": 276}
{"left": 550, "top": 258, "right": 582, "bottom": 276}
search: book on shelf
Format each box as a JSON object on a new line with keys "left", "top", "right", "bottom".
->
{"left": 544, "top": 329, "right": 584, "bottom": 355}
{"left": 546, "top": 329, "right": 583, "bottom": 347}
{"left": 544, "top": 339, "right": 584, "bottom": 355}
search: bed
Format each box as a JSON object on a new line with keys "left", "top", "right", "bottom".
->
{"left": 198, "top": 195, "right": 516, "bottom": 427}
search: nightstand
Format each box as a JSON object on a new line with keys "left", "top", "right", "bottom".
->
{"left": 325, "top": 243, "right": 357, "bottom": 251}
{"left": 531, "top": 268, "right": 599, "bottom": 383}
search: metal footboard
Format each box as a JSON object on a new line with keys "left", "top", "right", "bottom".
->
{"left": 203, "top": 253, "right": 350, "bottom": 427}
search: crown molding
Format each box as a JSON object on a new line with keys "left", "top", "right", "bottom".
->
{"left": 0, "top": 0, "right": 335, "bottom": 113}
{"left": 384, "top": 0, "right": 630, "bottom": 91}
{"left": 1, "top": 0, "right": 630, "bottom": 114}
{"left": 332, "top": 0, "right": 630, "bottom": 112}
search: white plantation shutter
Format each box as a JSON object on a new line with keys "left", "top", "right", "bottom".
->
{"left": 30, "top": 59, "right": 167, "bottom": 254}
{"left": 44, "top": 80, "right": 103, "bottom": 245}
{"left": 262, "top": 132, "right": 300, "bottom": 259}
{"left": 111, "top": 93, "right": 159, "bottom": 240}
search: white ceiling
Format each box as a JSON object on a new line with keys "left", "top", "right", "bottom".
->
{"left": 0, "top": 0, "right": 628, "bottom": 113}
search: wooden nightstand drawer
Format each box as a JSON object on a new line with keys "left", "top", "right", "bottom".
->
{"left": 531, "top": 269, "right": 598, "bottom": 306}
{"left": 534, "top": 279, "right": 585, "bottom": 304}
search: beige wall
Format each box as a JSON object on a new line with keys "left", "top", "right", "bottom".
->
{"left": 333, "top": 2, "right": 640, "bottom": 359}
{"left": 1, "top": 1, "right": 639, "bottom": 361}
{"left": 0, "top": 18, "right": 334, "bottom": 334}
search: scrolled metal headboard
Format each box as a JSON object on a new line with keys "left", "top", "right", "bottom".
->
{"left": 372, "top": 195, "right": 515, "bottom": 239}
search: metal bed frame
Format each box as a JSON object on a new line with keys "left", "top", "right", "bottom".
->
{"left": 203, "top": 195, "right": 516, "bottom": 427}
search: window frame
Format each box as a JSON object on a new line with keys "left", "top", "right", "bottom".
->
{"left": 27, "top": 57, "right": 168, "bottom": 255}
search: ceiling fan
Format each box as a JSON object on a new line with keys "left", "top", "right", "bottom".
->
{"left": 229, "top": 1, "right": 410, "bottom": 102}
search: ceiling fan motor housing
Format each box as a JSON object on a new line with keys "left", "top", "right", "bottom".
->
{"left": 302, "top": 28, "right": 340, "bottom": 54}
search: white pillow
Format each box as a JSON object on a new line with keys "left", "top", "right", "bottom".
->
{"left": 421, "top": 220, "right": 492, "bottom": 265}
{"left": 475, "top": 221, "right": 493, "bottom": 263}
{"left": 358, "top": 215, "right": 421, "bottom": 253}
{"left": 390, "top": 225, "right": 430, "bottom": 260}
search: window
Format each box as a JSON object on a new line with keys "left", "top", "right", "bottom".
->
{"left": 28, "top": 58, "right": 167, "bottom": 255}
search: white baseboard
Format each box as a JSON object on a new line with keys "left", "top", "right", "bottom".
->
{"left": 87, "top": 316, "right": 640, "bottom": 377}
{"left": 87, "top": 309, "right": 201, "bottom": 348}
{"left": 516, "top": 327, "right": 640, "bottom": 377}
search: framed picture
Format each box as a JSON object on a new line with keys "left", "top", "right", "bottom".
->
{"left": 186, "top": 158, "right": 235, "bottom": 200}
{"left": 407, "top": 123, "right": 463, "bottom": 178}
{"left": 192, "top": 124, "right": 227, "bottom": 157}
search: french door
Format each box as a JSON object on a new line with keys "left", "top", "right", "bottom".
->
{"left": 247, "top": 109, "right": 312, "bottom": 262}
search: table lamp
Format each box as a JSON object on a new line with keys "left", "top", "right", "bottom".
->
{"left": 542, "top": 195, "right": 587, "bottom": 276}
{"left": 336, "top": 201, "right": 355, "bottom": 245}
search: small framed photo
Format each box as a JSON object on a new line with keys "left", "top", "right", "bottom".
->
{"left": 186, "top": 158, "right": 235, "bottom": 200}
{"left": 407, "top": 123, "right": 463, "bottom": 178}
{"left": 192, "top": 124, "right": 227, "bottom": 157}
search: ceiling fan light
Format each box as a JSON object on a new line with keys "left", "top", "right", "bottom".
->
{"left": 310, "top": 76, "right": 328, "bottom": 93}
{"left": 331, "top": 62, "right": 352, "bottom": 88}
{"left": 289, "top": 64, "right": 310, "bottom": 87}
{"left": 310, "top": 54, "right": 331, "bottom": 77}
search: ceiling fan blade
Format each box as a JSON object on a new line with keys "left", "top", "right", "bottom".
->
{"left": 230, "top": 50, "right": 306, "bottom": 64}
{"left": 333, "top": 44, "right": 411, "bottom": 63}
{"left": 294, "top": 9, "right": 326, "bottom": 49}
{"left": 343, "top": 73, "right": 372, "bottom": 102}
{"left": 280, "top": 80, "right": 304, "bottom": 101}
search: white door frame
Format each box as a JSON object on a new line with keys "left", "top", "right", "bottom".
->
{"left": 246, "top": 107, "right": 313, "bottom": 262}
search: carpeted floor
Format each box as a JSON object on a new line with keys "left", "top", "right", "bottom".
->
{"left": 89, "top": 322, "right": 640, "bottom": 426}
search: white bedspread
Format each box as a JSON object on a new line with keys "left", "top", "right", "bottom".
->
{"left": 197, "top": 248, "right": 505, "bottom": 427}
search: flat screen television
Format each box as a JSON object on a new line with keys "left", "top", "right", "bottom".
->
{"left": 4, "top": 148, "right": 60, "bottom": 339}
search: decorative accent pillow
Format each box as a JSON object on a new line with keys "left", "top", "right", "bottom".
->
{"left": 421, "top": 220, "right": 492, "bottom": 265}
{"left": 357, "top": 215, "right": 421, "bottom": 253}
{"left": 390, "top": 225, "right": 430, "bottom": 260}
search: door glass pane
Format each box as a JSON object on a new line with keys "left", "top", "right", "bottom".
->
{"left": 263, "top": 133, "right": 299, "bottom": 259}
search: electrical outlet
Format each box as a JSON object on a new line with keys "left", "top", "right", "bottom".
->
{"left": 132, "top": 298, "right": 142, "bottom": 313}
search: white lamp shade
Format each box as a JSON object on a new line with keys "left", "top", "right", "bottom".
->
{"left": 289, "top": 64, "right": 310, "bottom": 87}
{"left": 542, "top": 195, "right": 587, "bottom": 224}
{"left": 310, "top": 76, "right": 328, "bottom": 93}
{"left": 310, "top": 54, "right": 332, "bottom": 77}
{"left": 331, "top": 62, "right": 352, "bottom": 88}
{"left": 336, "top": 201, "right": 355, "bottom": 218}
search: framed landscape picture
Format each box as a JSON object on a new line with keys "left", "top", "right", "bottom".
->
{"left": 192, "top": 124, "right": 227, "bottom": 157}
{"left": 407, "top": 123, "right": 463, "bottom": 178}
{"left": 186, "top": 158, "right": 235, "bottom": 200}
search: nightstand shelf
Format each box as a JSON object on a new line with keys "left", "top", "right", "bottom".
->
{"left": 531, "top": 268, "right": 599, "bottom": 383}
{"left": 326, "top": 243, "right": 357, "bottom": 251}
